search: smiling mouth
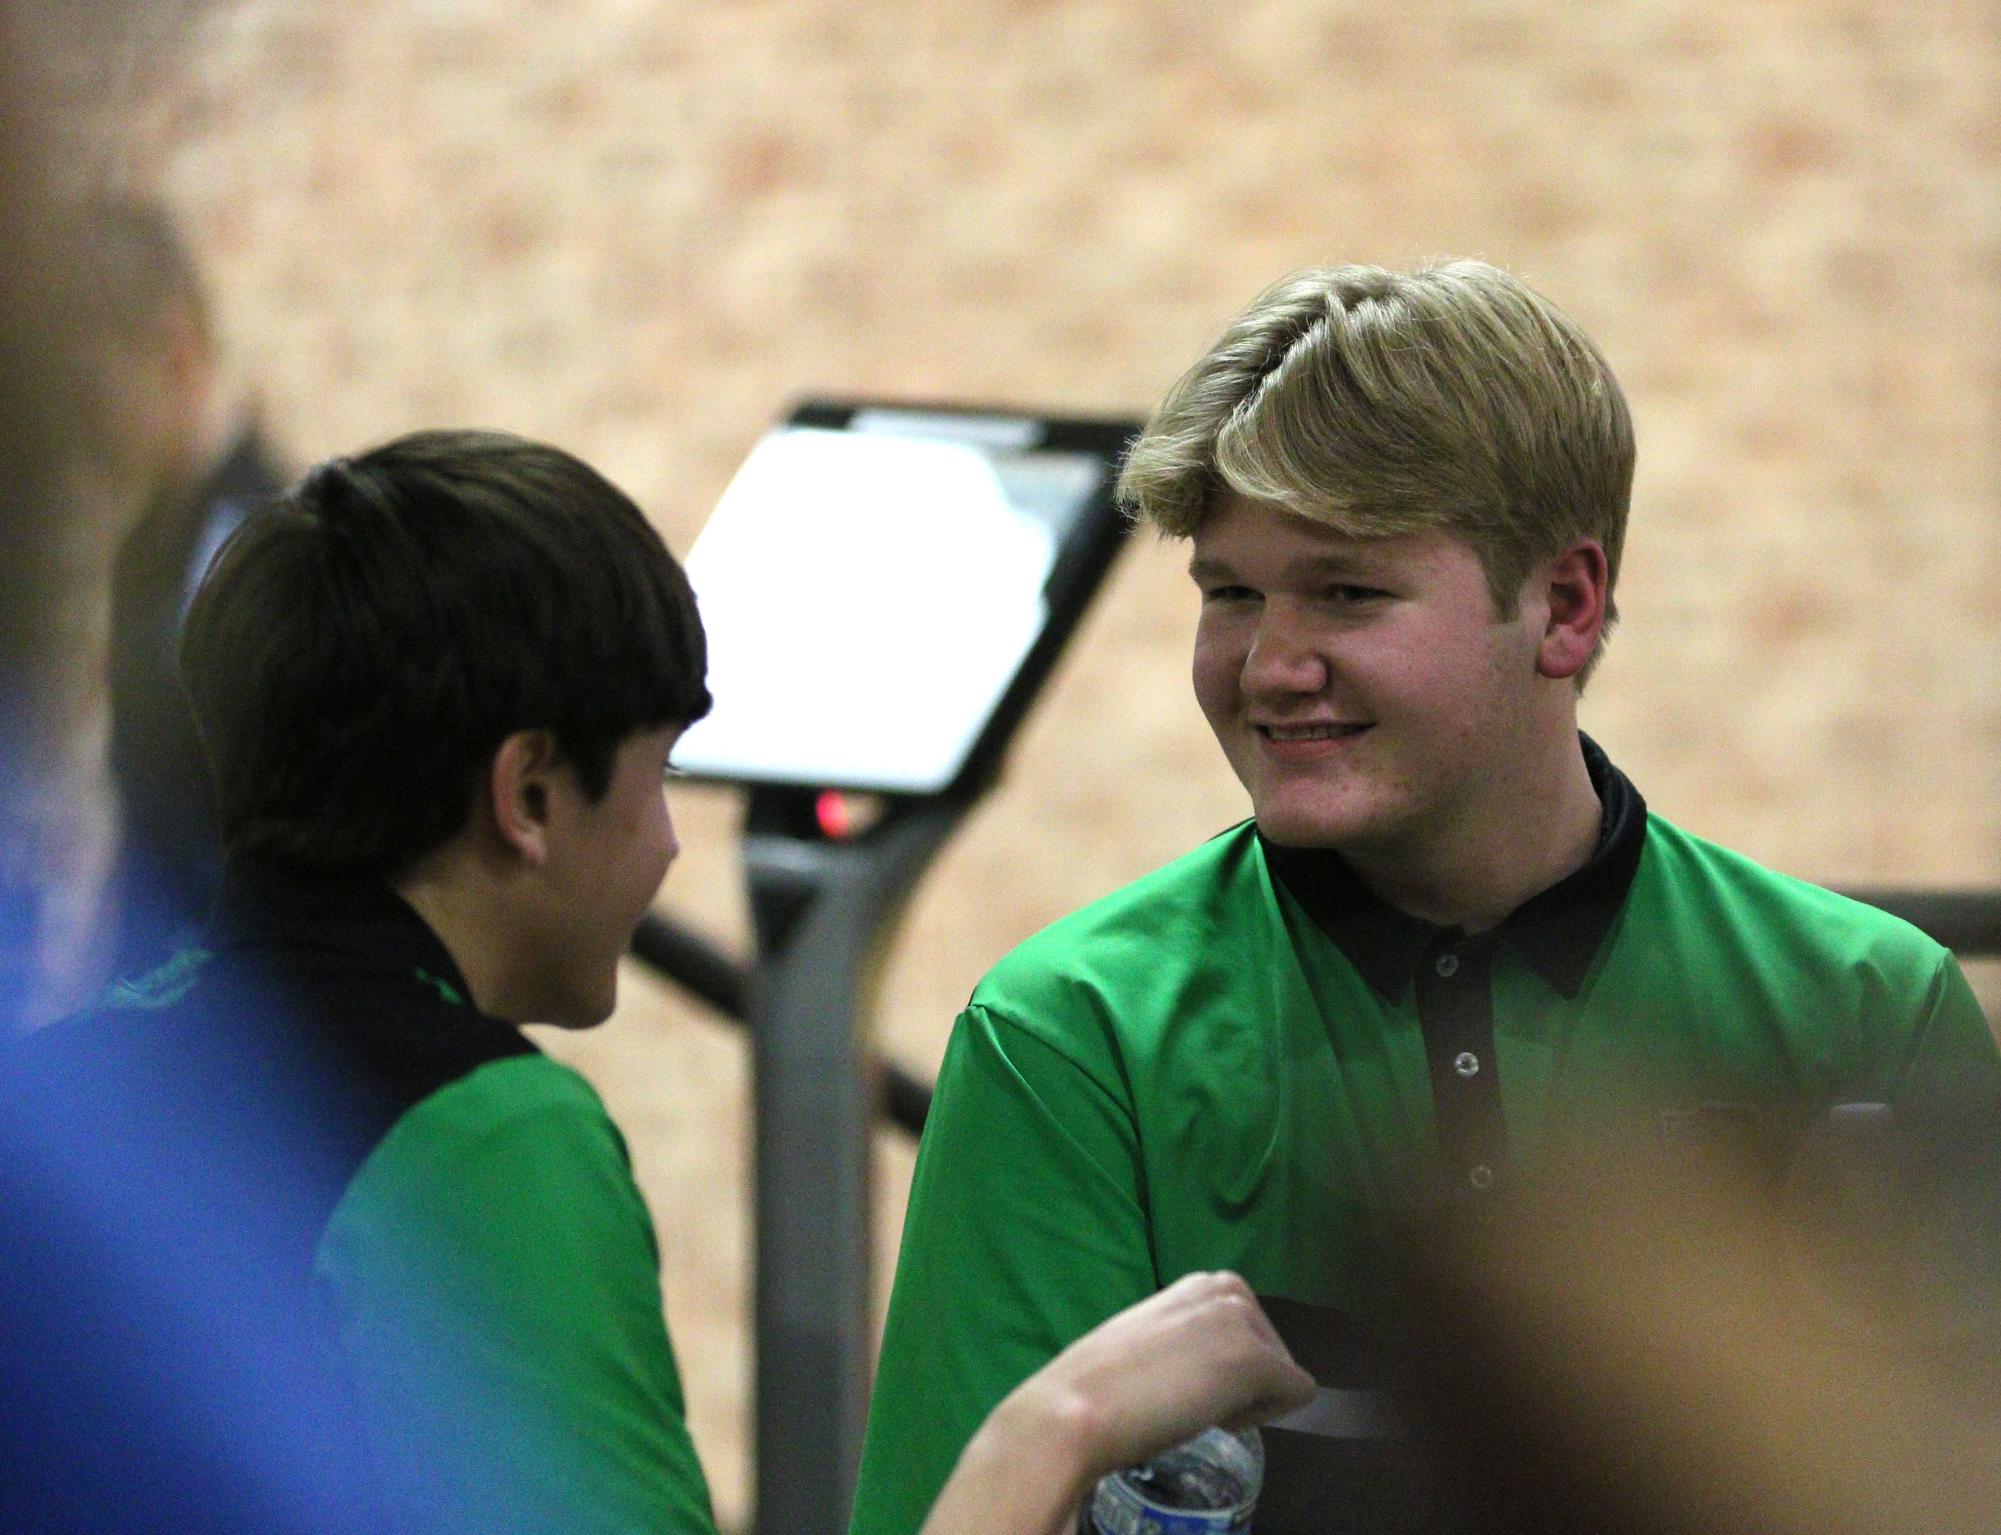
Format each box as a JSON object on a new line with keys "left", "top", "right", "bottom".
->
{"left": 1257, "top": 723, "right": 1371, "bottom": 742}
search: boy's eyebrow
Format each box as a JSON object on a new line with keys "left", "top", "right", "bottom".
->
{"left": 1295, "top": 551, "right": 1389, "bottom": 578}
{"left": 1187, "top": 551, "right": 1389, "bottom": 583}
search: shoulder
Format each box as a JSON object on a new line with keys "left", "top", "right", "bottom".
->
{"left": 442, "top": 1051, "right": 613, "bottom": 1127}
{"left": 1634, "top": 813, "right": 1954, "bottom": 983}
{"left": 966, "top": 823, "right": 1275, "bottom": 1044}
{"left": 983, "top": 822, "right": 1261, "bottom": 977}
{"left": 367, "top": 1054, "right": 624, "bottom": 1176}
{"left": 319, "top": 1055, "right": 643, "bottom": 1275}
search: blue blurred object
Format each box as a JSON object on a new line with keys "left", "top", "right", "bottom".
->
{"left": 0, "top": 957, "right": 383, "bottom": 1533}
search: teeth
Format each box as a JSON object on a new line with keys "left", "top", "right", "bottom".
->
{"left": 1265, "top": 724, "right": 1362, "bottom": 741}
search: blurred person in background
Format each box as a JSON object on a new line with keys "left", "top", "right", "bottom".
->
{"left": 0, "top": 138, "right": 121, "bottom": 1035}
{"left": 80, "top": 193, "right": 287, "bottom": 985}
{"left": 0, "top": 192, "right": 283, "bottom": 1033}
{"left": 852, "top": 259, "right": 2001, "bottom": 1535}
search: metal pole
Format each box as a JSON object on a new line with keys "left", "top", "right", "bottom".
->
{"left": 745, "top": 792, "right": 965, "bottom": 1535}
{"left": 627, "top": 911, "right": 936, "bottom": 1137}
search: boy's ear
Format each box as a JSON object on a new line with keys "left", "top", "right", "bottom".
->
{"left": 1534, "top": 539, "right": 1610, "bottom": 682}
{"left": 488, "top": 729, "right": 563, "bottom": 866}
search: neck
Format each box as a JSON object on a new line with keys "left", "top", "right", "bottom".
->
{"left": 1343, "top": 732, "right": 1603, "bottom": 932}
{"left": 394, "top": 848, "right": 514, "bottom": 1020}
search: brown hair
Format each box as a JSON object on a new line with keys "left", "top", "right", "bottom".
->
{"left": 182, "top": 429, "right": 710, "bottom": 876}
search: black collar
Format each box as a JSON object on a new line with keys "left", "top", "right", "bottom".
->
{"left": 206, "top": 858, "right": 475, "bottom": 1009}
{"left": 1260, "top": 735, "right": 1646, "bottom": 1002}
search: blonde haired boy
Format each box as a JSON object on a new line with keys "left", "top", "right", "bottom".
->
{"left": 853, "top": 261, "right": 1996, "bottom": 1535}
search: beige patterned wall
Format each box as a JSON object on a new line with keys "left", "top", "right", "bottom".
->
{"left": 94, "top": 0, "right": 2000, "bottom": 1524}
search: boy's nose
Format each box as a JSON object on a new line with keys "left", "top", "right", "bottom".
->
{"left": 1242, "top": 610, "right": 1329, "bottom": 696}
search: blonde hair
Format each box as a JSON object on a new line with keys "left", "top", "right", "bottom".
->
{"left": 1118, "top": 260, "right": 1634, "bottom": 676}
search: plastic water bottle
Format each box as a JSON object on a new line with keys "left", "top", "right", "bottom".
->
{"left": 1086, "top": 1426, "right": 1264, "bottom": 1535}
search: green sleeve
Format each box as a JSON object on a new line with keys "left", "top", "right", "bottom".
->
{"left": 851, "top": 1002, "right": 1158, "bottom": 1535}
{"left": 313, "top": 1056, "right": 718, "bottom": 1535}
{"left": 1894, "top": 951, "right": 2001, "bottom": 1099}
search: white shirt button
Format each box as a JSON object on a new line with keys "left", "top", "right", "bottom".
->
{"left": 1434, "top": 954, "right": 1460, "bottom": 978}
{"left": 1453, "top": 1051, "right": 1480, "bottom": 1078}
{"left": 1468, "top": 1164, "right": 1495, "bottom": 1191}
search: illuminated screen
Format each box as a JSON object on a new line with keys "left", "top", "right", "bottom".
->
{"left": 670, "top": 410, "right": 1113, "bottom": 793}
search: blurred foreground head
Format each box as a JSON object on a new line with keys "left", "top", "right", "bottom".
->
{"left": 1395, "top": 1091, "right": 2001, "bottom": 1535}
{"left": 70, "top": 192, "right": 226, "bottom": 499}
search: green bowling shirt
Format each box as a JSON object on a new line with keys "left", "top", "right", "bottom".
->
{"left": 28, "top": 858, "right": 720, "bottom": 1534}
{"left": 316, "top": 1055, "right": 718, "bottom": 1535}
{"left": 852, "top": 762, "right": 1996, "bottom": 1535}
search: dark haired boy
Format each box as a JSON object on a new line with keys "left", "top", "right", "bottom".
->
{"left": 2, "top": 431, "right": 718, "bottom": 1533}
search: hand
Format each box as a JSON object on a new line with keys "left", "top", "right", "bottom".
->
{"left": 921, "top": 1273, "right": 1316, "bottom": 1535}
{"left": 1007, "top": 1270, "right": 1316, "bottom": 1471}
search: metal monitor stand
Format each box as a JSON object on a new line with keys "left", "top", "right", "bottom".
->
{"left": 744, "top": 785, "right": 971, "bottom": 1535}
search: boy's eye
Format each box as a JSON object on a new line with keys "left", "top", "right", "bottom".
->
{"left": 1201, "top": 584, "right": 1258, "bottom": 604}
{"left": 1323, "top": 584, "right": 1388, "bottom": 604}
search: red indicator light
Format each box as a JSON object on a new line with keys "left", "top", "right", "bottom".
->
{"left": 815, "top": 790, "right": 853, "bottom": 840}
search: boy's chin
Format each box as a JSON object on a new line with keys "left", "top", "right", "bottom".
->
{"left": 532, "top": 978, "right": 620, "bottom": 1030}
{"left": 1252, "top": 808, "right": 1359, "bottom": 850}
